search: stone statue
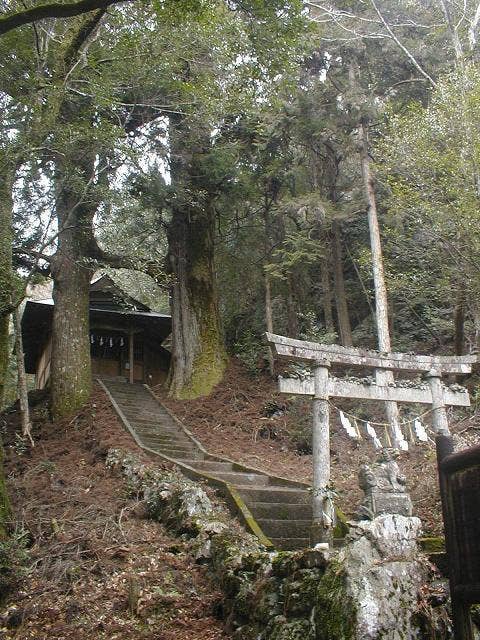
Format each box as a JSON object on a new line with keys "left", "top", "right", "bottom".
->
{"left": 357, "top": 449, "right": 413, "bottom": 520}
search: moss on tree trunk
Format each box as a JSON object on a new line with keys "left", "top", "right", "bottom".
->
{"left": 50, "top": 257, "right": 92, "bottom": 420}
{"left": 166, "top": 116, "right": 227, "bottom": 399}
{"left": 167, "top": 202, "right": 227, "bottom": 399}
{"left": 49, "top": 127, "right": 95, "bottom": 420}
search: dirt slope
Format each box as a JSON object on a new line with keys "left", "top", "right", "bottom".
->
{"left": 158, "top": 358, "right": 480, "bottom": 536}
{"left": 0, "top": 387, "right": 229, "bottom": 640}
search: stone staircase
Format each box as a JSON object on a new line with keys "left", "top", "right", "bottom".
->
{"left": 99, "top": 378, "right": 313, "bottom": 550}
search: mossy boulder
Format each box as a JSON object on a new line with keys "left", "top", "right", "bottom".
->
{"left": 261, "top": 615, "right": 315, "bottom": 640}
{"left": 315, "top": 560, "right": 356, "bottom": 640}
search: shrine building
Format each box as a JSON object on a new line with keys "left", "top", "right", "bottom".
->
{"left": 21, "top": 275, "right": 172, "bottom": 389}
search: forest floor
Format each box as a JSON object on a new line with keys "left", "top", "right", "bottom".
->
{"left": 0, "top": 388, "right": 228, "bottom": 640}
{"left": 1, "top": 357, "right": 479, "bottom": 638}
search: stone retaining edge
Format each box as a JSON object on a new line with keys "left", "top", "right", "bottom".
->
{"left": 97, "top": 378, "right": 274, "bottom": 549}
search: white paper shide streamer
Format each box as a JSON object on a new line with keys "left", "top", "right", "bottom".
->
{"left": 339, "top": 410, "right": 359, "bottom": 439}
{"left": 366, "top": 422, "right": 382, "bottom": 449}
{"left": 414, "top": 419, "right": 429, "bottom": 442}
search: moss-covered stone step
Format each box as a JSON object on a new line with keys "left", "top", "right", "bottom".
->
{"left": 177, "top": 459, "right": 234, "bottom": 473}
{"left": 249, "top": 502, "right": 312, "bottom": 521}
{"left": 256, "top": 518, "right": 311, "bottom": 538}
{"left": 236, "top": 486, "right": 310, "bottom": 505}
{"left": 270, "top": 537, "right": 311, "bottom": 551}
{"left": 211, "top": 471, "right": 270, "bottom": 486}
{"left": 100, "top": 377, "right": 319, "bottom": 551}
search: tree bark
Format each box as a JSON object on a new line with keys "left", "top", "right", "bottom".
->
{"left": 0, "top": 0, "right": 128, "bottom": 35}
{"left": 320, "top": 248, "right": 335, "bottom": 334}
{"left": 0, "top": 439, "right": 11, "bottom": 539}
{"left": 332, "top": 220, "right": 353, "bottom": 346}
{"left": 263, "top": 207, "right": 275, "bottom": 376}
{"left": 166, "top": 117, "right": 227, "bottom": 399}
{"left": 13, "top": 305, "right": 33, "bottom": 445}
{"left": 167, "top": 201, "right": 227, "bottom": 398}
{"left": 0, "top": 165, "right": 14, "bottom": 403}
{"left": 49, "top": 135, "right": 95, "bottom": 420}
{"left": 286, "top": 274, "right": 299, "bottom": 338}
{"left": 359, "top": 119, "right": 403, "bottom": 448}
{"left": 264, "top": 272, "right": 275, "bottom": 376}
{"left": 454, "top": 289, "right": 465, "bottom": 356}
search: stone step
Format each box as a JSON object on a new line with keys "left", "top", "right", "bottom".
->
{"left": 249, "top": 502, "right": 312, "bottom": 521}
{"left": 236, "top": 486, "right": 310, "bottom": 504}
{"left": 255, "top": 518, "right": 311, "bottom": 539}
{"left": 177, "top": 460, "right": 234, "bottom": 473}
{"left": 270, "top": 537, "right": 311, "bottom": 551}
{"left": 211, "top": 472, "right": 270, "bottom": 486}
{"left": 144, "top": 446, "right": 200, "bottom": 458}
{"left": 101, "top": 378, "right": 315, "bottom": 551}
{"left": 139, "top": 435, "right": 192, "bottom": 446}
{"left": 127, "top": 419, "right": 175, "bottom": 429}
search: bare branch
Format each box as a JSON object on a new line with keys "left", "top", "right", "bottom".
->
{"left": 369, "top": 0, "right": 437, "bottom": 88}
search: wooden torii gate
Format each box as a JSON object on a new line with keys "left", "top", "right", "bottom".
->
{"left": 266, "top": 332, "right": 475, "bottom": 545}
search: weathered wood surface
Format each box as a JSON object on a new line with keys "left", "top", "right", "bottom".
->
{"left": 437, "top": 437, "right": 480, "bottom": 639}
{"left": 266, "top": 332, "right": 476, "bottom": 374}
{"left": 278, "top": 376, "right": 471, "bottom": 407}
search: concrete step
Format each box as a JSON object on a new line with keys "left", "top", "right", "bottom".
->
{"left": 212, "top": 472, "right": 269, "bottom": 486}
{"left": 256, "top": 518, "right": 311, "bottom": 538}
{"left": 144, "top": 446, "right": 200, "bottom": 458}
{"left": 140, "top": 437, "right": 193, "bottom": 449}
{"left": 127, "top": 418, "right": 173, "bottom": 428}
{"left": 270, "top": 537, "right": 311, "bottom": 551}
{"left": 236, "top": 486, "right": 310, "bottom": 504}
{"left": 249, "top": 502, "right": 312, "bottom": 521}
{"left": 102, "top": 378, "right": 315, "bottom": 551}
{"left": 177, "top": 460, "right": 233, "bottom": 473}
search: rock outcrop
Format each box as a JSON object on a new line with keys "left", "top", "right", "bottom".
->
{"left": 107, "top": 449, "right": 450, "bottom": 640}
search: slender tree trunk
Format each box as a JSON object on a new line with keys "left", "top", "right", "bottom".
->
{"left": 320, "top": 249, "right": 335, "bottom": 334}
{"left": 264, "top": 272, "right": 275, "bottom": 375}
{"left": 454, "top": 289, "right": 465, "bottom": 356}
{"left": 0, "top": 165, "right": 14, "bottom": 403}
{"left": 332, "top": 220, "right": 353, "bottom": 346}
{"left": 13, "top": 305, "right": 33, "bottom": 445}
{"left": 0, "top": 439, "right": 10, "bottom": 539}
{"left": 264, "top": 207, "right": 275, "bottom": 375}
{"left": 0, "top": 165, "right": 12, "bottom": 535}
{"left": 286, "top": 274, "right": 299, "bottom": 338}
{"left": 359, "top": 120, "right": 403, "bottom": 448}
{"left": 438, "top": 0, "right": 464, "bottom": 60}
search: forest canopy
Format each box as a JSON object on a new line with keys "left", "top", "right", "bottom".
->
{"left": 1, "top": 0, "right": 479, "bottom": 415}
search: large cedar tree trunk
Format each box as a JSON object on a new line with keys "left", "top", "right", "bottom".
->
{"left": 167, "top": 119, "right": 227, "bottom": 399}
{"left": 167, "top": 203, "right": 226, "bottom": 398}
{"left": 50, "top": 146, "right": 94, "bottom": 420}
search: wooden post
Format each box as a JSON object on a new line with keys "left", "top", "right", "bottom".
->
{"left": 129, "top": 326, "right": 134, "bottom": 385}
{"left": 436, "top": 435, "right": 474, "bottom": 640}
{"left": 311, "top": 359, "right": 332, "bottom": 545}
{"left": 425, "top": 369, "right": 450, "bottom": 435}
